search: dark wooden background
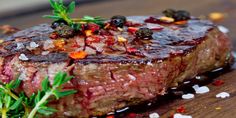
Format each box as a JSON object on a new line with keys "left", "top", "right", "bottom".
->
{"left": 0, "top": 0, "right": 236, "bottom": 117}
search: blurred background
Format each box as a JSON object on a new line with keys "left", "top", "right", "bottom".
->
{"left": 0, "top": 0, "right": 235, "bottom": 49}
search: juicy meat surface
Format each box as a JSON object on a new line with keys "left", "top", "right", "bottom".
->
{"left": 0, "top": 16, "right": 233, "bottom": 117}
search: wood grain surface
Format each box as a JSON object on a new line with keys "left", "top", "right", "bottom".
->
{"left": 0, "top": 0, "right": 236, "bottom": 117}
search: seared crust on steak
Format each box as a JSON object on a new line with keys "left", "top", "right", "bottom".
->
{"left": 0, "top": 16, "right": 233, "bottom": 117}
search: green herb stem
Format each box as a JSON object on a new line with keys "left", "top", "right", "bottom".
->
{"left": 0, "top": 86, "right": 29, "bottom": 117}
{"left": 28, "top": 91, "right": 52, "bottom": 118}
{"left": 2, "top": 108, "right": 7, "bottom": 118}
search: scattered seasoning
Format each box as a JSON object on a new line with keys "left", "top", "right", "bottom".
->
{"left": 19, "top": 54, "right": 29, "bottom": 61}
{"left": 194, "top": 86, "right": 210, "bottom": 94}
{"left": 209, "top": 12, "right": 225, "bottom": 22}
{"left": 127, "top": 47, "right": 138, "bottom": 53}
{"left": 174, "top": 20, "right": 187, "bottom": 25}
{"left": 41, "top": 51, "right": 50, "bottom": 55}
{"left": 117, "top": 36, "right": 128, "bottom": 43}
{"left": 176, "top": 106, "right": 186, "bottom": 113}
{"left": 116, "top": 107, "right": 129, "bottom": 113}
{"left": 212, "top": 79, "right": 224, "bottom": 86}
{"left": 162, "top": 9, "right": 191, "bottom": 22}
{"left": 86, "top": 35, "right": 101, "bottom": 44}
{"left": 128, "top": 74, "right": 137, "bottom": 81}
{"left": 105, "top": 36, "right": 115, "bottom": 46}
{"left": 127, "top": 27, "right": 138, "bottom": 34}
{"left": 173, "top": 113, "right": 192, "bottom": 118}
{"left": 85, "top": 30, "right": 93, "bottom": 36}
{"left": 146, "top": 23, "right": 164, "bottom": 31}
{"left": 30, "top": 41, "right": 39, "bottom": 48}
{"left": 53, "top": 39, "right": 66, "bottom": 49}
{"left": 69, "top": 51, "right": 87, "bottom": 59}
{"left": 159, "top": 16, "right": 175, "bottom": 23}
{"left": 16, "top": 42, "right": 25, "bottom": 50}
{"left": 110, "top": 15, "right": 127, "bottom": 28}
{"left": 135, "top": 28, "right": 153, "bottom": 39}
{"left": 182, "top": 93, "right": 194, "bottom": 100}
{"left": 216, "top": 92, "right": 230, "bottom": 99}
{"left": 149, "top": 112, "right": 160, "bottom": 118}
{"left": 217, "top": 25, "right": 229, "bottom": 34}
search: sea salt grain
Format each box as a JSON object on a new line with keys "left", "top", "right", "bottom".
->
{"left": 16, "top": 42, "right": 25, "bottom": 50}
{"left": 216, "top": 92, "right": 230, "bottom": 99}
{"left": 218, "top": 25, "right": 229, "bottom": 33}
{"left": 182, "top": 93, "right": 194, "bottom": 100}
{"left": 173, "top": 113, "right": 192, "bottom": 118}
{"left": 19, "top": 54, "right": 29, "bottom": 61}
{"left": 149, "top": 112, "right": 160, "bottom": 118}
{"left": 195, "top": 86, "right": 210, "bottom": 94}
{"left": 30, "top": 41, "right": 39, "bottom": 48}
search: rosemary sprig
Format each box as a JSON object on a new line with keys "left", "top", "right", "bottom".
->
{"left": 0, "top": 72, "right": 77, "bottom": 118}
{"left": 44, "top": 0, "right": 105, "bottom": 30}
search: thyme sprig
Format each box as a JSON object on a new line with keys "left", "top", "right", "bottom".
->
{"left": 44, "top": 0, "right": 105, "bottom": 30}
{"left": 0, "top": 72, "right": 77, "bottom": 118}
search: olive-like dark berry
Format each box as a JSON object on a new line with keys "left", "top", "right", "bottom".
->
{"left": 162, "top": 9, "right": 176, "bottom": 17}
{"left": 135, "top": 28, "right": 153, "bottom": 39}
{"left": 110, "top": 15, "right": 127, "bottom": 28}
{"left": 173, "top": 10, "right": 191, "bottom": 21}
{"left": 55, "top": 24, "right": 75, "bottom": 38}
{"left": 51, "top": 20, "right": 68, "bottom": 29}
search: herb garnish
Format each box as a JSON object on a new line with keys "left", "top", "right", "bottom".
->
{"left": 44, "top": 0, "right": 105, "bottom": 30}
{"left": 0, "top": 72, "right": 77, "bottom": 118}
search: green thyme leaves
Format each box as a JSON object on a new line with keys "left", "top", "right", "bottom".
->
{"left": 0, "top": 72, "right": 77, "bottom": 118}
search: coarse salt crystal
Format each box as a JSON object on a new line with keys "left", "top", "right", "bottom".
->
{"left": 173, "top": 113, "right": 192, "bottom": 118}
{"left": 216, "top": 92, "right": 230, "bottom": 99}
{"left": 218, "top": 25, "right": 229, "bottom": 33}
{"left": 192, "top": 85, "right": 200, "bottom": 90}
{"left": 182, "top": 93, "right": 194, "bottom": 99}
{"left": 128, "top": 74, "right": 136, "bottom": 81}
{"left": 116, "top": 107, "right": 129, "bottom": 113}
{"left": 147, "top": 61, "right": 153, "bottom": 66}
{"left": 19, "top": 54, "right": 29, "bottom": 61}
{"left": 41, "top": 51, "right": 50, "bottom": 55}
{"left": 30, "top": 41, "right": 39, "bottom": 48}
{"left": 149, "top": 112, "right": 160, "bottom": 118}
{"left": 184, "top": 81, "right": 190, "bottom": 84}
{"left": 195, "top": 86, "right": 210, "bottom": 94}
{"left": 16, "top": 42, "right": 25, "bottom": 50}
{"left": 43, "top": 40, "right": 55, "bottom": 50}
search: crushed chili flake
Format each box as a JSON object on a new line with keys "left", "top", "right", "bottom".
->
{"left": 49, "top": 32, "right": 59, "bottom": 39}
{"left": 127, "top": 47, "right": 138, "bottom": 53}
{"left": 69, "top": 51, "right": 87, "bottom": 59}
{"left": 125, "top": 21, "right": 143, "bottom": 27}
{"left": 174, "top": 20, "right": 187, "bottom": 25}
{"left": 128, "top": 27, "right": 138, "bottom": 34}
{"left": 53, "top": 39, "right": 66, "bottom": 49}
{"left": 105, "top": 36, "right": 115, "bottom": 46}
{"left": 86, "top": 35, "right": 101, "bottom": 44}
{"left": 212, "top": 79, "right": 224, "bottom": 86}
{"left": 176, "top": 106, "right": 186, "bottom": 113}
{"left": 104, "top": 23, "right": 111, "bottom": 29}
{"left": 87, "top": 23, "right": 100, "bottom": 33}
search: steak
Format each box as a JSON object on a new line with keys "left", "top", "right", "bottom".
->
{"left": 0, "top": 16, "right": 233, "bottom": 117}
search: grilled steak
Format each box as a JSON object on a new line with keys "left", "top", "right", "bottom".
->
{"left": 0, "top": 16, "right": 233, "bottom": 117}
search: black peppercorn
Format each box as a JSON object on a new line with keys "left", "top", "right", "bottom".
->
{"left": 55, "top": 24, "right": 75, "bottom": 38}
{"left": 110, "top": 15, "right": 127, "bottom": 28}
{"left": 135, "top": 28, "right": 153, "bottom": 39}
{"left": 51, "top": 20, "right": 68, "bottom": 29}
{"left": 173, "top": 10, "right": 191, "bottom": 21}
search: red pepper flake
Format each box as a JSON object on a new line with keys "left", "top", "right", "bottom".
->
{"left": 69, "top": 51, "right": 87, "bottom": 59}
{"left": 86, "top": 35, "right": 101, "bottom": 44}
{"left": 212, "top": 79, "right": 224, "bottom": 86}
{"left": 88, "top": 23, "right": 100, "bottom": 33}
{"left": 105, "top": 36, "right": 115, "bottom": 46}
{"left": 125, "top": 21, "right": 143, "bottom": 27}
{"left": 176, "top": 106, "right": 186, "bottom": 113}
{"left": 106, "top": 115, "right": 115, "bottom": 118}
{"left": 127, "top": 27, "right": 138, "bottom": 34}
{"left": 49, "top": 32, "right": 59, "bottom": 39}
{"left": 53, "top": 39, "right": 66, "bottom": 50}
{"left": 127, "top": 47, "right": 138, "bottom": 53}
